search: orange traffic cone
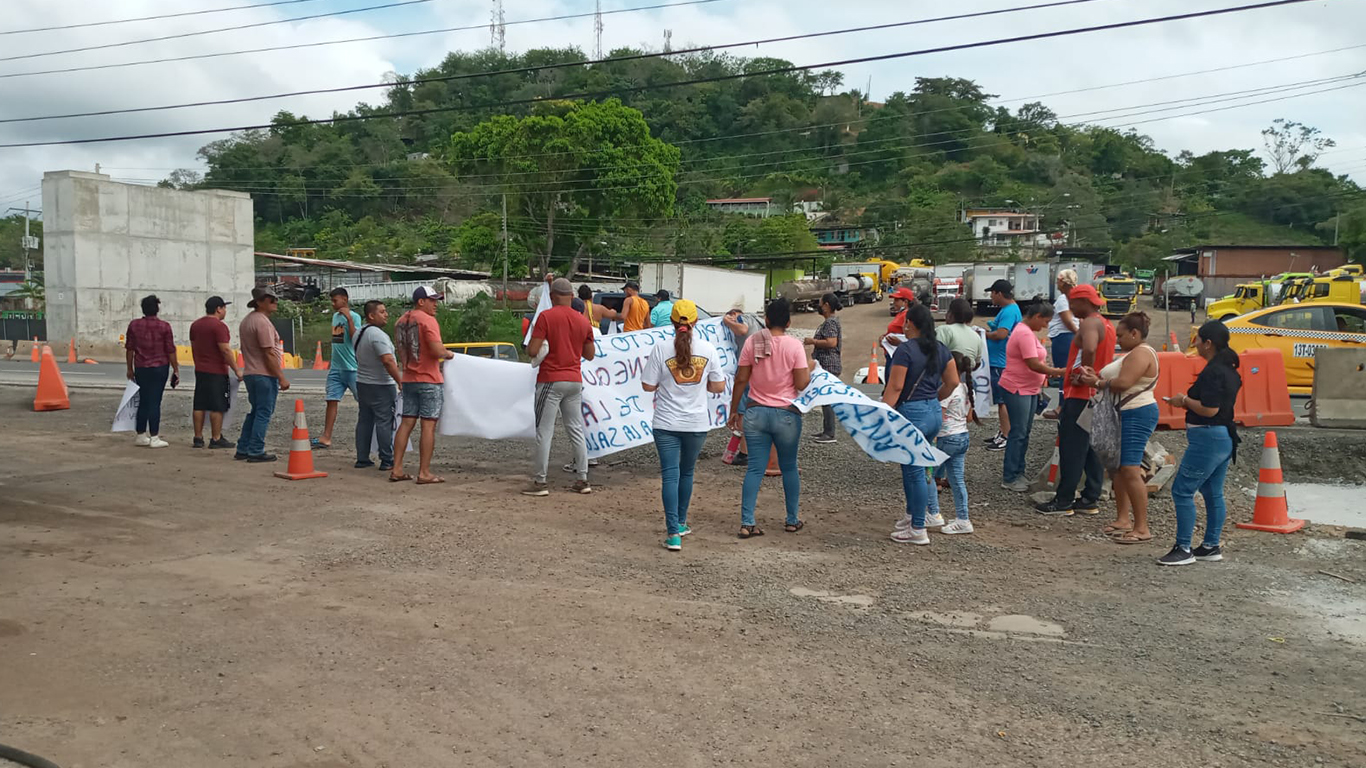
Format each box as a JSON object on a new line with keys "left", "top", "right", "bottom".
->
{"left": 866, "top": 341, "right": 881, "bottom": 385}
{"left": 30, "top": 337, "right": 39, "bottom": 362}
{"left": 765, "top": 446, "right": 781, "bottom": 477}
{"left": 1170, "top": 331, "right": 1181, "bottom": 352}
{"left": 82, "top": 358, "right": 99, "bottom": 365}
{"left": 33, "top": 346, "right": 70, "bottom": 411}
{"left": 67, "top": 338, "right": 77, "bottom": 364}
{"left": 1237, "top": 431, "right": 1304, "bottom": 534}
{"left": 311, "top": 341, "right": 328, "bottom": 370}
{"left": 274, "top": 400, "right": 328, "bottom": 481}
{"left": 236, "top": 350, "right": 245, "bottom": 369}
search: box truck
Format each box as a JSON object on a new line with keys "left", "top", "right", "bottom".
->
{"left": 637, "top": 262, "right": 768, "bottom": 316}
{"left": 1011, "top": 262, "right": 1051, "bottom": 304}
{"left": 964, "top": 263, "right": 1011, "bottom": 313}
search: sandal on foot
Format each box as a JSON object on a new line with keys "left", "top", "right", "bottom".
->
{"left": 1102, "top": 524, "right": 1133, "bottom": 536}
{"left": 784, "top": 521, "right": 805, "bottom": 533}
{"left": 388, "top": 473, "right": 414, "bottom": 482}
{"left": 738, "top": 525, "right": 765, "bottom": 539}
{"left": 1115, "top": 531, "right": 1153, "bottom": 544}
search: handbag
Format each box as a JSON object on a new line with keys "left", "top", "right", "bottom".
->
{"left": 1091, "top": 366, "right": 1159, "bottom": 469}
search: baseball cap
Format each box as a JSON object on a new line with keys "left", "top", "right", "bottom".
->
{"left": 412, "top": 285, "right": 444, "bottom": 302}
{"left": 1068, "top": 283, "right": 1105, "bottom": 307}
{"left": 989, "top": 279, "right": 1014, "bottom": 297}
{"left": 205, "top": 295, "right": 230, "bottom": 312}
{"left": 656, "top": 289, "right": 670, "bottom": 301}
{"left": 890, "top": 286, "right": 916, "bottom": 300}
{"left": 550, "top": 277, "right": 574, "bottom": 295}
{"left": 623, "top": 280, "right": 640, "bottom": 291}
{"left": 246, "top": 286, "right": 277, "bottom": 309}
{"left": 671, "top": 299, "right": 699, "bottom": 325}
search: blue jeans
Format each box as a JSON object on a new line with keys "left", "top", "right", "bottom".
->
{"left": 1172, "top": 425, "right": 1234, "bottom": 550}
{"left": 133, "top": 365, "right": 170, "bottom": 435}
{"left": 236, "top": 374, "right": 279, "bottom": 457}
{"left": 1050, "top": 333, "right": 1073, "bottom": 400}
{"left": 741, "top": 405, "right": 802, "bottom": 527}
{"left": 1120, "top": 403, "right": 1160, "bottom": 467}
{"left": 897, "top": 399, "right": 943, "bottom": 528}
{"left": 1001, "top": 390, "right": 1038, "bottom": 483}
{"left": 655, "top": 429, "right": 707, "bottom": 536}
{"left": 928, "top": 431, "right": 970, "bottom": 520}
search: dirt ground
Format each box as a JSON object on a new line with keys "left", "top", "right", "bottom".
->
{"left": 3, "top": 300, "right": 1365, "bottom": 768}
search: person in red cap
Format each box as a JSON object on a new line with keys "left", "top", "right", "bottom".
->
{"left": 879, "top": 286, "right": 918, "bottom": 380}
{"left": 1034, "top": 283, "right": 1115, "bottom": 516}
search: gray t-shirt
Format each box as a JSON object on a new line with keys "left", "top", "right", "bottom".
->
{"left": 355, "top": 324, "right": 397, "bottom": 386}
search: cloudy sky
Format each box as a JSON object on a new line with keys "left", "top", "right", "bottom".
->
{"left": 1, "top": 0, "right": 1363, "bottom": 215}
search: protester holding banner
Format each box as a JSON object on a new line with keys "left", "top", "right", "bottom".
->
{"left": 650, "top": 290, "right": 675, "bottom": 328}
{"left": 641, "top": 300, "right": 727, "bottom": 551}
{"left": 728, "top": 298, "right": 811, "bottom": 538}
{"left": 621, "top": 281, "right": 650, "bottom": 333}
{"left": 721, "top": 308, "right": 764, "bottom": 466}
{"left": 189, "top": 295, "right": 241, "bottom": 449}
{"left": 354, "top": 300, "right": 402, "bottom": 472}
{"left": 935, "top": 299, "right": 988, "bottom": 369}
{"left": 805, "top": 293, "right": 844, "bottom": 444}
{"left": 882, "top": 304, "right": 959, "bottom": 545}
{"left": 998, "top": 302, "right": 1066, "bottom": 492}
{"left": 524, "top": 278, "right": 596, "bottom": 497}
{"left": 125, "top": 294, "right": 179, "bottom": 450}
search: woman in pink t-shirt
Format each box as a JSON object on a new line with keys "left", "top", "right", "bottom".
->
{"left": 727, "top": 298, "right": 813, "bottom": 538}
{"left": 999, "top": 302, "right": 1067, "bottom": 490}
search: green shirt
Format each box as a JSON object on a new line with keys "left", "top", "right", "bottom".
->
{"left": 935, "top": 323, "right": 988, "bottom": 370}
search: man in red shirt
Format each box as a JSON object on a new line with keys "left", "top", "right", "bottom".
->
{"left": 189, "top": 296, "right": 242, "bottom": 449}
{"left": 1035, "top": 283, "right": 1117, "bottom": 517}
{"left": 391, "top": 285, "right": 455, "bottom": 484}
{"left": 523, "top": 277, "right": 596, "bottom": 497}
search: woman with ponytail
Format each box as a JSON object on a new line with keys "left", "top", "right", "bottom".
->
{"left": 882, "top": 303, "right": 960, "bottom": 546}
{"left": 1159, "top": 320, "right": 1242, "bottom": 567}
{"left": 642, "top": 300, "right": 726, "bottom": 552}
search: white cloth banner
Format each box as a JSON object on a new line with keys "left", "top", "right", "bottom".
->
{"left": 112, "top": 381, "right": 140, "bottom": 432}
{"left": 523, "top": 283, "right": 552, "bottom": 346}
{"left": 438, "top": 354, "right": 538, "bottom": 440}
{"left": 793, "top": 367, "right": 949, "bottom": 467}
{"left": 375, "top": 389, "right": 415, "bottom": 454}
{"left": 579, "top": 318, "right": 737, "bottom": 458}
{"left": 970, "top": 326, "right": 994, "bottom": 421}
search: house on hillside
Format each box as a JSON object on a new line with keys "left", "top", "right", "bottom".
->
{"left": 961, "top": 208, "right": 1054, "bottom": 253}
{"left": 705, "top": 197, "right": 826, "bottom": 220}
{"left": 811, "top": 224, "right": 877, "bottom": 251}
{"left": 1163, "top": 244, "right": 1345, "bottom": 297}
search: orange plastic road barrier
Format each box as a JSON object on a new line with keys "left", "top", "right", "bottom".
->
{"left": 1237, "top": 432, "right": 1304, "bottom": 534}
{"left": 1154, "top": 352, "right": 1204, "bottom": 430}
{"left": 311, "top": 341, "right": 328, "bottom": 370}
{"left": 1232, "top": 349, "right": 1295, "bottom": 427}
{"left": 236, "top": 350, "right": 245, "bottom": 369}
{"left": 67, "top": 338, "right": 77, "bottom": 364}
{"left": 865, "top": 342, "right": 881, "bottom": 385}
{"left": 30, "top": 336, "right": 39, "bottom": 362}
{"left": 274, "top": 400, "right": 328, "bottom": 481}
{"left": 33, "top": 346, "right": 70, "bottom": 411}
{"left": 1169, "top": 331, "right": 1180, "bottom": 351}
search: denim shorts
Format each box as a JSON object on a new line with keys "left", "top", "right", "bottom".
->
{"left": 989, "top": 366, "right": 1007, "bottom": 404}
{"left": 326, "top": 368, "right": 359, "bottom": 401}
{"left": 1119, "top": 403, "right": 1160, "bottom": 466}
{"left": 400, "top": 382, "right": 443, "bottom": 420}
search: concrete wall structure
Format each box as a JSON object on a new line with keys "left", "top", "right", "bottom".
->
{"left": 1310, "top": 348, "right": 1366, "bottom": 429}
{"left": 42, "top": 171, "right": 254, "bottom": 356}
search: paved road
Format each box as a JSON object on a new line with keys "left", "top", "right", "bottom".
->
{"left": 0, "top": 360, "right": 330, "bottom": 391}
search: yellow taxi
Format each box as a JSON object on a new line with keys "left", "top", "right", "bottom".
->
{"left": 1222, "top": 302, "right": 1366, "bottom": 393}
{"left": 442, "top": 341, "right": 521, "bottom": 362}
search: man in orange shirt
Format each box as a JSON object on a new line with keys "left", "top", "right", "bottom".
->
{"left": 390, "top": 286, "right": 454, "bottom": 484}
{"left": 621, "top": 280, "right": 650, "bottom": 333}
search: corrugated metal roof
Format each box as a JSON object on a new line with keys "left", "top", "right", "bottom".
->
{"left": 255, "top": 251, "right": 490, "bottom": 279}
{"left": 705, "top": 198, "right": 772, "bottom": 204}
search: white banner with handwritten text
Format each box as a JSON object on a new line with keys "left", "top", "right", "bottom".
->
{"left": 792, "top": 368, "right": 949, "bottom": 467}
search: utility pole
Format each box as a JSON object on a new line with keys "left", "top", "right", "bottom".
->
{"left": 501, "top": 193, "right": 509, "bottom": 306}
{"left": 489, "top": 0, "right": 505, "bottom": 51}
{"left": 594, "top": 0, "right": 604, "bottom": 59}
{"left": 663, "top": 29, "right": 672, "bottom": 53}
{"left": 20, "top": 201, "right": 37, "bottom": 283}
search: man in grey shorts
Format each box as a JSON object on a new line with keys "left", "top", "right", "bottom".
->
{"left": 391, "top": 286, "right": 454, "bottom": 484}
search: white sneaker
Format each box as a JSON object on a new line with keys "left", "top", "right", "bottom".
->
{"left": 134, "top": 433, "right": 151, "bottom": 447}
{"left": 890, "top": 527, "right": 930, "bottom": 545}
{"left": 940, "top": 519, "right": 974, "bottom": 535}
{"left": 925, "top": 512, "right": 946, "bottom": 528}
{"left": 893, "top": 514, "right": 914, "bottom": 531}
{"left": 148, "top": 436, "right": 169, "bottom": 449}
{"left": 1001, "top": 478, "right": 1031, "bottom": 493}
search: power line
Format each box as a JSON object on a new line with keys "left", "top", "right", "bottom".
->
{"left": 0, "top": 0, "right": 328, "bottom": 36}
{"left": 0, "top": 0, "right": 732, "bottom": 80}
{"left": 0, "top": 0, "right": 439, "bottom": 64}
{"left": 0, "top": 0, "right": 1321, "bottom": 149}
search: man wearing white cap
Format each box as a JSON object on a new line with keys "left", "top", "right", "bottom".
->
{"left": 523, "top": 277, "right": 596, "bottom": 496}
{"left": 390, "top": 286, "right": 454, "bottom": 484}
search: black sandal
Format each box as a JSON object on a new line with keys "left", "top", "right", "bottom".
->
{"left": 784, "top": 521, "right": 805, "bottom": 533}
{"left": 738, "top": 525, "right": 765, "bottom": 539}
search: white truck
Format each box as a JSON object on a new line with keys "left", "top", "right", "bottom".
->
{"left": 638, "top": 262, "right": 768, "bottom": 316}
{"left": 1011, "top": 261, "right": 1051, "bottom": 304}
{"left": 963, "top": 263, "right": 1011, "bottom": 313}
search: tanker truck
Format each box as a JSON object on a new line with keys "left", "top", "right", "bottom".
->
{"left": 775, "top": 275, "right": 877, "bottom": 312}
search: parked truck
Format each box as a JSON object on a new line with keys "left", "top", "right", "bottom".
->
{"left": 830, "top": 261, "right": 884, "bottom": 304}
{"left": 963, "top": 263, "right": 1011, "bottom": 314}
{"left": 1011, "top": 261, "right": 1051, "bottom": 304}
{"left": 638, "top": 262, "right": 768, "bottom": 315}
{"left": 1099, "top": 275, "right": 1140, "bottom": 318}
{"left": 1153, "top": 276, "right": 1204, "bottom": 311}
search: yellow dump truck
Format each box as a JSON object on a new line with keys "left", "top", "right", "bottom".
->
{"left": 1098, "top": 275, "right": 1139, "bottom": 318}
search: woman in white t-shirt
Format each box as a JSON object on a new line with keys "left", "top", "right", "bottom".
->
{"left": 925, "top": 353, "right": 978, "bottom": 535}
{"left": 641, "top": 300, "right": 727, "bottom": 552}
{"left": 1044, "top": 269, "right": 1081, "bottom": 419}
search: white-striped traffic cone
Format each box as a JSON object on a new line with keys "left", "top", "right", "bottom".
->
{"left": 274, "top": 399, "right": 328, "bottom": 481}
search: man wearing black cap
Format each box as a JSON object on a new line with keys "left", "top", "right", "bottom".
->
{"left": 650, "top": 290, "right": 674, "bottom": 328}
{"left": 189, "top": 296, "right": 242, "bottom": 448}
{"left": 621, "top": 280, "right": 649, "bottom": 333}
{"left": 235, "top": 286, "right": 290, "bottom": 462}
{"left": 983, "top": 279, "right": 1020, "bottom": 452}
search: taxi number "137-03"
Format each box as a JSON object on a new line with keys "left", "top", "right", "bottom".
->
{"left": 1292, "top": 342, "right": 1329, "bottom": 358}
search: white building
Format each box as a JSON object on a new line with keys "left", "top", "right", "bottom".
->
{"left": 961, "top": 208, "right": 1052, "bottom": 249}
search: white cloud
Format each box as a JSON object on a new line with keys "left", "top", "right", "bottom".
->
{"left": 2, "top": 0, "right": 1363, "bottom": 206}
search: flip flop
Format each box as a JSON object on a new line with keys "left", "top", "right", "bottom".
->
{"left": 388, "top": 473, "right": 413, "bottom": 482}
{"left": 310, "top": 438, "right": 330, "bottom": 449}
{"left": 1102, "top": 524, "right": 1133, "bottom": 536}
{"left": 1115, "top": 531, "right": 1153, "bottom": 544}
{"left": 416, "top": 476, "right": 446, "bottom": 485}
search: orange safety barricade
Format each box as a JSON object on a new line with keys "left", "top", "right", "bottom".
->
{"left": 1233, "top": 348, "right": 1295, "bottom": 427}
{"left": 1154, "top": 352, "right": 1204, "bottom": 430}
